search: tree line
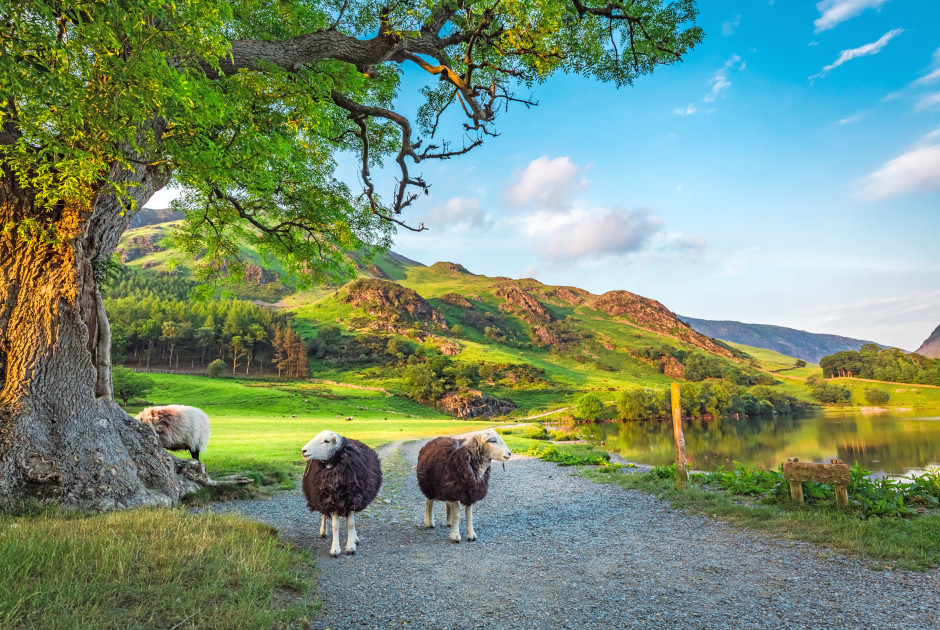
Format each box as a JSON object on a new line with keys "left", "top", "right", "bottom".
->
{"left": 104, "top": 269, "right": 307, "bottom": 377}
{"left": 611, "top": 381, "right": 811, "bottom": 421}
{"left": 820, "top": 345, "right": 940, "bottom": 385}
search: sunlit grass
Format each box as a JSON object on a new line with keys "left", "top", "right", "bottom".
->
{"left": 123, "top": 373, "right": 492, "bottom": 480}
{"left": 0, "top": 508, "right": 317, "bottom": 629}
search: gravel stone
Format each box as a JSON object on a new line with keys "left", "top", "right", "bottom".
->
{"left": 201, "top": 440, "right": 940, "bottom": 629}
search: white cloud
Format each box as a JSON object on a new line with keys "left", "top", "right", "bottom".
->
{"left": 521, "top": 266, "right": 540, "bottom": 279}
{"left": 863, "top": 141, "right": 940, "bottom": 200}
{"left": 722, "top": 15, "right": 741, "bottom": 37}
{"left": 912, "top": 48, "right": 940, "bottom": 86}
{"left": 814, "top": 0, "right": 891, "bottom": 33}
{"left": 916, "top": 93, "right": 940, "bottom": 111}
{"left": 704, "top": 54, "right": 743, "bottom": 103}
{"left": 521, "top": 207, "right": 663, "bottom": 263}
{"left": 837, "top": 112, "right": 864, "bottom": 124}
{"left": 426, "top": 196, "right": 493, "bottom": 231}
{"left": 814, "top": 29, "right": 903, "bottom": 80}
{"left": 503, "top": 156, "right": 590, "bottom": 210}
{"left": 674, "top": 103, "right": 697, "bottom": 116}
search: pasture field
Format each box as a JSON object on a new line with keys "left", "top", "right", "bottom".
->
{"left": 723, "top": 340, "right": 823, "bottom": 379}
{"left": 828, "top": 378, "right": 940, "bottom": 410}
{"left": 125, "top": 373, "right": 493, "bottom": 481}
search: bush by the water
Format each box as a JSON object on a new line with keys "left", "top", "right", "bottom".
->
{"left": 642, "top": 462, "right": 940, "bottom": 519}
{"left": 864, "top": 387, "right": 890, "bottom": 405}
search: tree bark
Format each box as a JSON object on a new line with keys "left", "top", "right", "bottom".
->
{"left": 0, "top": 140, "right": 207, "bottom": 511}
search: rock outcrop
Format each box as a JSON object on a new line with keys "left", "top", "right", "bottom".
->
{"left": 341, "top": 279, "right": 447, "bottom": 326}
{"left": 439, "top": 390, "right": 517, "bottom": 419}
{"left": 591, "top": 290, "right": 732, "bottom": 358}
{"left": 243, "top": 263, "right": 279, "bottom": 285}
{"left": 494, "top": 281, "right": 555, "bottom": 325}
{"left": 439, "top": 293, "right": 474, "bottom": 309}
{"left": 117, "top": 233, "right": 165, "bottom": 262}
{"left": 517, "top": 279, "right": 591, "bottom": 306}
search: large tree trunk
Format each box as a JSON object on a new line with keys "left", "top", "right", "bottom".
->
{"left": 0, "top": 148, "right": 206, "bottom": 511}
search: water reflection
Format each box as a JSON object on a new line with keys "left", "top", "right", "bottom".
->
{"left": 582, "top": 409, "right": 940, "bottom": 475}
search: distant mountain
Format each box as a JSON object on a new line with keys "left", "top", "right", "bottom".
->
{"left": 916, "top": 325, "right": 940, "bottom": 358}
{"left": 679, "top": 317, "right": 887, "bottom": 364}
{"left": 130, "top": 207, "right": 183, "bottom": 228}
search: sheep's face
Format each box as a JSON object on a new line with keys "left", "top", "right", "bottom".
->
{"left": 479, "top": 429, "right": 511, "bottom": 462}
{"left": 137, "top": 408, "right": 172, "bottom": 439}
{"left": 302, "top": 430, "right": 342, "bottom": 461}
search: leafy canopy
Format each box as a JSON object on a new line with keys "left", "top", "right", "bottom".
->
{"left": 1, "top": 0, "right": 702, "bottom": 285}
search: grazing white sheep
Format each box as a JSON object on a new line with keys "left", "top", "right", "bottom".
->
{"left": 301, "top": 430, "right": 382, "bottom": 556}
{"left": 416, "top": 428, "right": 511, "bottom": 543}
{"left": 136, "top": 405, "right": 210, "bottom": 460}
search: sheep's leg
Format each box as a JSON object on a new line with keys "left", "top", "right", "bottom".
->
{"left": 319, "top": 514, "right": 327, "bottom": 538}
{"left": 425, "top": 499, "right": 435, "bottom": 528}
{"left": 345, "top": 514, "right": 357, "bottom": 555}
{"left": 329, "top": 513, "right": 341, "bottom": 557}
{"left": 191, "top": 449, "right": 200, "bottom": 461}
{"left": 446, "top": 502, "right": 455, "bottom": 527}
{"left": 465, "top": 504, "right": 476, "bottom": 542}
{"left": 447, "top": 501, "right": 461, "bottom": 543}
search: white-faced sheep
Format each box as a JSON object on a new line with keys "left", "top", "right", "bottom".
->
{"left": 301, "top": 430, "right": 382, "bottom": 556}
{"left": 136, "top": 405, "right": 210, "bottom": 460}
{"left": 416, "top": 428, "right": 511, "bottom": 543}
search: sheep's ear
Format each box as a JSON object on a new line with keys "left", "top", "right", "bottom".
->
{"left": 330, "top": 435, "right": 337, "bottom": 443}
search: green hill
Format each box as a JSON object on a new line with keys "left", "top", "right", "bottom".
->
{"left": 112, "top": 223, "right": 813, "bottom": 418}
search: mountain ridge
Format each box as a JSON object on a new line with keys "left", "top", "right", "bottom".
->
{"left": 679, "top": 316, "right": 889, "bottom": 364}
{"left": 916, "top": 325, "right": 940, "bottom": 358}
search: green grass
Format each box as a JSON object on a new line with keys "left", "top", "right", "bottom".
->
{"left": 0, "top": 507, "right": 317, "bottom": 629}
{"left": 126, "top": 373, "right": 492, "bottom": 481}
{"left": 723, "top": 340, "right": 822, "bottom": 379}
{"left": 580, "top": 468, "right": 940, "bottom": 571}
{"left": 829, "top": 378, "right": 940, "bottom": 409}
{"left": 496, "top": 425, "right": 613, "bottom": 466}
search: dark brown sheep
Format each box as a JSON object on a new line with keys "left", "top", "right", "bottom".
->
{"left": 416, "top": 429, "right": 511, "bottom": 542}
{"left": 302, "top": 430, "right": 382, "bottom": 556}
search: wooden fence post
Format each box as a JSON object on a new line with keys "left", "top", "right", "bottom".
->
{"left": 671, "top": 382, "right": 688, "bottom": 490}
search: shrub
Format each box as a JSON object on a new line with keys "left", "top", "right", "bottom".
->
{"left": 864, "top": 387, "right": 890, "bottom": 406}
{"left": 112, "top": 367, "right": 155, "bottom": 406}
{"left": 207, "top": 359, "right": 225, "bottom": 378}
{"left": 576, "top": 393, "right": 604, "bottom": 421}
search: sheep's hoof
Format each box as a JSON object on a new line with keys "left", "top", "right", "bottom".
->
{"left": 450, "top": 537, "right": 460, "bottom": 544}
{"left": 319, "top": 533, "right": 327, "bottom": 539}
{"left": 345, "top": 549, "right": 356, "bottom": 555}
{"left": 329, "top": 549, "right": 341, "bottom": 557}
{"left": 467, "top": 534, "right": 477, "bottom": 542}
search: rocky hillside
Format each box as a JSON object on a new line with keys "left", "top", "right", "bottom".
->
{"left": 680, "top": 317, "right": 886, "bottom": 364}
{"left": 916, "top": 325, "right": 940, "bottom": 358}
{"left": 592, "top": 291, "right": 733, "bottom": 358}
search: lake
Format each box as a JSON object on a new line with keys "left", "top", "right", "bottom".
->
{"left": 581, "top": 409, "right": 940, "bottom": 476}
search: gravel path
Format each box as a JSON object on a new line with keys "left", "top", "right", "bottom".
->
{"left": 202, "top": 441, "right": 940, "bottom": 629}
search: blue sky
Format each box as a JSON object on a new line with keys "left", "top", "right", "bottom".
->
{"left": 149, "top": 0, "right": 940, "bottom": 350}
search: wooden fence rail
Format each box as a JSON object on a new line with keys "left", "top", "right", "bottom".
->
{"left": 782, "top": 458, "right": 850, "bottom": 507}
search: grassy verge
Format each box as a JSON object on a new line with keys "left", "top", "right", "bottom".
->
{"left": 579, "top": 467, "right": 940, "bottom": 571}
{"left": 0, "top": 507, "right": 317, "bottom": 629}
{"left": 497, "top": 424, "right": 614, "bottom": 466}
